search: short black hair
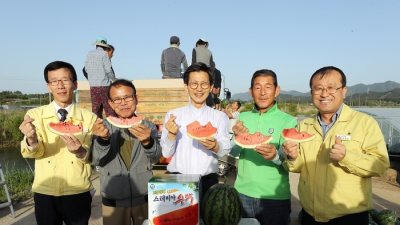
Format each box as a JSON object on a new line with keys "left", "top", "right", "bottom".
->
{"left": 235, "top": 101, "right": 241, "bottom": 109}
{"left": 250, "top": 69, "right": 278, "bottom": 88}
{"left": 44, "top": 61, "right": 77, "bottom": 83}
{"left": 183, "top": 62, "right": 214, "bottom": 85}
{"left": 108, "top": 79, "right": 136, "bottom": 99}
{"left": 310, "top": 66, "right": 347, "bottom": 88}
{"left": 108, "top": 44, "right": 114, "bottom": 51}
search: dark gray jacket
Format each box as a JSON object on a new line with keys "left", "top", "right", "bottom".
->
{"left": 91, "top": 119, "right": 161, "bottom": 207}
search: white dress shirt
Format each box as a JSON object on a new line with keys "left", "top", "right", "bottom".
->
{"left": 161, "top": 104, "right": 231, "bottom": 176}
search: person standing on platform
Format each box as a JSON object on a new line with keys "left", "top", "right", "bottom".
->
{"left": 84, "top": 36, "right": 116, "bottom": 118}
{"left": 161, "top": 36, "right": 188, "bottom": 79}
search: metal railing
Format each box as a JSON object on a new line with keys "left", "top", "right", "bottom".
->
{"left": 0, "top": 163, "right": 15, "bottom": 218}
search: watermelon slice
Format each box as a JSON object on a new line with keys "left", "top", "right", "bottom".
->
{"left": 281, "top": 128, "right": 315, "bottom": 142}
{"left": 186, "top": 121, "right": 217, "bottom": 140}
{"left": 48, "top": 121, "right": 83, "bottom": 136}
{"left": 106, "top": 115, "right": 142, "bottom": 128}
{"left": 234, "top": 132, "right": 273, "bottom": 148}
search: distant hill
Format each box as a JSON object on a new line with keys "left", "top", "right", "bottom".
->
{"left": 231, "top": 80, "right": 400, "bottom": 101}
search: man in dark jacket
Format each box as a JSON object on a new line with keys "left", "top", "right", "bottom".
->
{"left": 91, "top": 79, "right": 161, "bottom": 225}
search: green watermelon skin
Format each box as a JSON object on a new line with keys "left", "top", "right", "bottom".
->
{"left": 369, "top": 208, "right": 380, "bottom": 222}
{"left": 201, "top": 184, "right": 242, "bottom": 225}
{"left": 221, "top": 99, "right": 229, "bottom": 109}
{"left": 377, "top": 209, "right": 398, "bottom": 225}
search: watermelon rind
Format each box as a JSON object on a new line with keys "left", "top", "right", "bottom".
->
{"left": 47, "top": 121, "right": 83, "bottom": 136}
{"left": 201, "top": 184, "right": 242, "bottom": 225}
{"left": 233, "top": 133, "right": 273, "bottom": 149}
{"left": 281, "top": 129, "right": 315, "bottom": 143}
{"left": 377, "top": 209, "right": 398, "bottom": 225}
{"left": 106, "top": 115, "right": 142, "bottom": 129}
{"left": 187, "top": 132, "right": 216, "bottom": 140}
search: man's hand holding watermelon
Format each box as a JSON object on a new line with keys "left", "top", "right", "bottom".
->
{"left": 128, "top": 123, "right": 151, "bottom": 146}
{"left": 281, "top": 140, "right": 299, "bottom": 161}
{"left": 198, "top": 137, "right": 219, "bottom": 153}
{"left": 60, "top": 134, "right": 86, "bottom": 159}
{"left": 92, "top": 118, "right": 111, "bottom": 140}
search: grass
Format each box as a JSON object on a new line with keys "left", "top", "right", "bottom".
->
{"left": 0, "top": 162, "right": 34, "bottom": 204}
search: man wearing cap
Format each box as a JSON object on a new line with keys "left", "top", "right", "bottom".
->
{"left": 192, "top": 38, "right": 214, "bottom": 69}
{"left": 192, "top": 38, "right": 215, "bottom": 107}
{"left": 84, "top": 36, "right": 116, "bottom": 118}
{"left": 161, "top": 36, "right": 188, "bottom": 79}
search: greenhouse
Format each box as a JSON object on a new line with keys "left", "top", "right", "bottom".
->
{"left": 353, "top": 108, "right": 400, "bottom": 155}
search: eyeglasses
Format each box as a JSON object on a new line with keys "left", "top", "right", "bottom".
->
{"left": 48, "top": 79, "right": 73, "bottom": 86}
{"left": 311, "top": 86, "right": 343, "bottom": 95}
{"left": 111, "top": 95, "right": 135, "bottom": 104}
{"left": 188, "top": 82, "right": 210, "bottom": 89}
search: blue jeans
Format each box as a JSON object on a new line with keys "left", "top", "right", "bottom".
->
{"left": 240, "top": 193, "right": 291, "bottom": 225}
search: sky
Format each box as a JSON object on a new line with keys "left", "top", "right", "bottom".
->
{"left": 1, "top": 1, "right": 399, "bottom": 95}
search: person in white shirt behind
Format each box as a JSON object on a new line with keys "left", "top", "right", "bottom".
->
{"left": 160, "top": 62, "right": 231, "bottom": 198}
{"left": 222, "top": 101, "right": 241, "bottom": 139}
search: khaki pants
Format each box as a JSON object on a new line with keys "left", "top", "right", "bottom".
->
{"left": 102, "top": 203, "right": 148, "bottom": 225}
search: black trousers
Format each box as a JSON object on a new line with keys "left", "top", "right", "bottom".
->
{"left": 200, "top": 173, "right": 219, "bottom": 199}
{"left": 301, "top": 208, "right": 368, "bottom": 225}
{"left": 34, "top": 192, "right": 92, "bottom": 225}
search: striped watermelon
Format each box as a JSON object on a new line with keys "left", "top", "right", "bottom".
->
{"left": 377, "top": 209, "right": 398, "bottom": 225}
{"left": 200, "top": 184, "right": 242, "bottom": 225}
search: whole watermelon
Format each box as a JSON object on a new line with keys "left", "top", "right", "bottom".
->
{"left": 369, "top": 208, "right": 380, "bottom": 222}
{"left": 200, "top": 184, "right": 242, "bottom": 225}
{"left": 377, "top": 209, "right": 398, "bottom": 225}
{"left": 221, "top": 99, "right": 229, "bottom": 109}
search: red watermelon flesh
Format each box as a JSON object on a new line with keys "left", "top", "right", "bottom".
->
{"left": 106, "top": 115, "right": 142, "bottom": 128}
{"left": 186, "top": 121, "right": 217, "bottom": 140}
{"left": 281, "top": 128, "right": 315, "bottom": 143}
{"left": 48, "top": 121, "right": 83, "bottom": 136}
{"left": 234, "top": 132, "right": 273, "bottom": 149}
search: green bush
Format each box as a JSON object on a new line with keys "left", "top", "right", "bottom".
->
{"left": 0, "top": 162, "right": 34, "bottom": 204}
{"left": 0, "top": 110, "right": 25, "bottom": 144}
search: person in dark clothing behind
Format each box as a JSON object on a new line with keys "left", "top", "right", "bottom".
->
{"left": 192, "top": 38, "right": 215, "bottom": 108}
{"left": 213, "top": 63, "right": 222, "bottom": 110}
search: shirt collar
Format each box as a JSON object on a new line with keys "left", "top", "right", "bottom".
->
{"left": 53, "top": 101, "right": 73, "bottom": 113}
{"left": 251, "top": 101, "right": 278, "bottom": 115}
{"left": 170, "top": 44, "right": 179, "bottom": 48}
{"left": 317, "top": 103, "right": 344, "bottom": 126}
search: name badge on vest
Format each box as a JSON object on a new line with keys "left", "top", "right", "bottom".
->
{"left": 336, "top": 135, "right": 351, "bottom": 141}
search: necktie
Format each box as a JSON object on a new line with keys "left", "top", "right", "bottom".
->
{"left": 58, "top": 109, "right": 68, "bottom": 122}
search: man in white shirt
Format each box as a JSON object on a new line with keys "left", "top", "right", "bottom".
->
{"left": 160, "top": 62, "right": 231, "bottom": 198}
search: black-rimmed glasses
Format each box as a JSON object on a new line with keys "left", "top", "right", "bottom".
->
{"left": 311, "top": 87, "right": 343, "bottom": 95}
{"left": 111, "top": 95, "right": 135, "bottom": 104}
{"left": 48, "top": 79, "right": 73, "bottom": 86}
